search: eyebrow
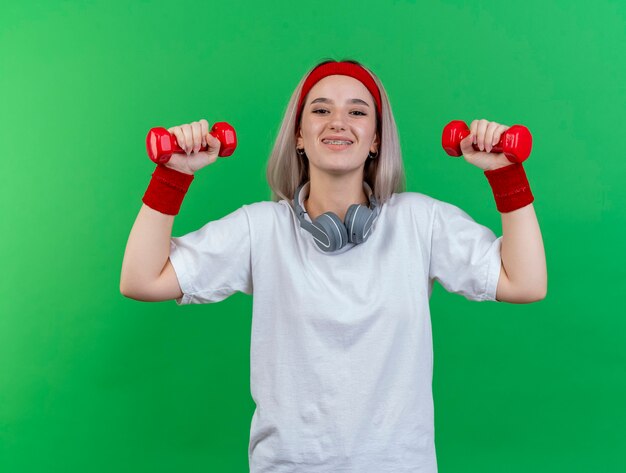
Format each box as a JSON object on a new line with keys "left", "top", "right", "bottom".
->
{"left": 310, "top": 97, "right": 370, "bottom": 107}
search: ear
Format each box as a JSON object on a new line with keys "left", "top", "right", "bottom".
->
{"left": 295, "top": 127, "right": 303, "bottom": 148}
{"left": 371, "top": 131, "right": 380, "bottom": 153}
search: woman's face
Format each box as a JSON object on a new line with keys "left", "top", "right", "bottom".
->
{"left": 296, "top": 75, "right": 379, "bottom": 177}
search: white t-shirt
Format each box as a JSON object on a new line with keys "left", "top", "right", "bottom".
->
{"left": 169, "top": 187, "right": 502, "bottom": 473}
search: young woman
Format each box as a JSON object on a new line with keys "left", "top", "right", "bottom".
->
{"left": 121, "top": 59, "right": 547, "bottom": 472}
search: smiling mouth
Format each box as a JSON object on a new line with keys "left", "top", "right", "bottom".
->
{"left": 322, "top": 139, "right": 353, "bottom": 145}
{"left": 322, "top": 139, "right": 353, "bottom": 151}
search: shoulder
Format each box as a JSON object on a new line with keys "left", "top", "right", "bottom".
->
{"left": 386, "top": 191, "right": 439, "bottom": 216}
{"left": 385, "top": 192, "right": 475, "bottom": 230}
{"left": 388, "top": 191, "right": 437, "bottom": 206}
{"left": 389, "top": 191, "right": 468, "bottom": 216}
{"left": 242, "top": 200, "right": 292, "bottom": 221}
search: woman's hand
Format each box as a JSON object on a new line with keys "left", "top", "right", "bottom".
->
{"left": 163, "top": 119, "right": 223, "bottom": 175}
{"left": 459, "top": 118, "right": 513, "bottom": 171}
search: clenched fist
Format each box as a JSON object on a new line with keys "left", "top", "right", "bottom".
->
{"left": 163, "top": 119, "right": 224, "bottom": 175}
{"left": 459, "top": 119, "right": 514, "bottom": 171}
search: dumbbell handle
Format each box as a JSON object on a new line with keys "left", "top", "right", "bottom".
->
{"left": 146, "top": 121, "right": 237, "bottom": 164}
{"left": 442, "top": 120, "right": 532, "bottom": 163}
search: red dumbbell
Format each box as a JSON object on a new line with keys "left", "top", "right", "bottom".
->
{"left": 441, "top": 120, "right": 532, "bottom": 163}
{"left": 146, "top": 122, "right": 237, "bottom": 164}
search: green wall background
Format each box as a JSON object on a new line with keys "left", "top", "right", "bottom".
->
{"left": 1, "top": 0, "right": 624, "bottom": 471}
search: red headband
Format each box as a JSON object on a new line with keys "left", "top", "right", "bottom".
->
{"left": 296, "top": 61, "right": 382, "bottom": 126}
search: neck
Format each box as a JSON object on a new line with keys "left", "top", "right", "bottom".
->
{"left": 303, "top": 171, "right": 369, "bottom": 222}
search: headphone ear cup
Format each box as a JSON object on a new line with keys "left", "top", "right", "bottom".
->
{"left": 344, "top": 204, "right": 375, "bottom": 244}
{"left": 312, "top": 212, "right": 349, "bottom": 252}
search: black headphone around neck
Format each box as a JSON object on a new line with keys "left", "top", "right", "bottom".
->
{"left": 293, "top": 181, "right": 379, "bottom": 252}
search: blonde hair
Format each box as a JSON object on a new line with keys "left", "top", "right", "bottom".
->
{"left": 265, "top": 58, "right": 406, "bottom": 205}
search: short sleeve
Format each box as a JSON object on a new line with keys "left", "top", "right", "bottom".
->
{"left": 169, "top": 205, "right": 252, "bottom": 305}
{"left": 429, "top": 200, "right": 502, "bottom": 302}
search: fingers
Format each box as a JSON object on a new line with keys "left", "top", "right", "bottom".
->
{"left": 468, "top": 119, "right": 509, "bottom": 153}
{"left": 484, "top": 122, "right": 498, "bottom": 153}
{"left": 469, "top": 119, "right": 488, "bottom": 151}
{"left": 167, "top": 125, "right": 189, "bottom": 154}
{"left": 205, "top": 132, "right": 221, "bottom": 151}
{"left": 459, "top": 132, "right": 474, "bottom": 155}
{"left": 484, "top": 123, "right": 508, "bottom": 153}
{"left": 181, "top": 124, "right": 194, "bottom": 154}
{"left": 200, "top": 119, "right": 209, "bottom": 148}
{"left": 168, "top": 119, "right": 211, "bottom": 155}
{"left": 190, "top": 121, "right": 203, "bottom": 154}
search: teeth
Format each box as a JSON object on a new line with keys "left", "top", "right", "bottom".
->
{"left": 323, "top": 140, "right": 352, "bottom": 145}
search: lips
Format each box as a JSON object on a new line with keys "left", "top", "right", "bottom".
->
{"left": 321, "top": 136, "right": 354, "bottom": 144}
{"left": 322, "top": 141, "right": 352, "bottom": 147}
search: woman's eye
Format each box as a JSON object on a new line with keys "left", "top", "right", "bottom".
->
{"left": 312, "top": 109, "right": 367, "bottom": 116}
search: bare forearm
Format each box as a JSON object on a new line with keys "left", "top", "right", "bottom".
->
{"left": 500, "top": 203, "right": 547, "bottom": 297}
{"left": 120, "top": 204, "right": 174, "bottom": 294}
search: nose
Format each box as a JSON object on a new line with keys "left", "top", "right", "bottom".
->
{"left": 328, "top": 115, "right": 346, "bottom": 130}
